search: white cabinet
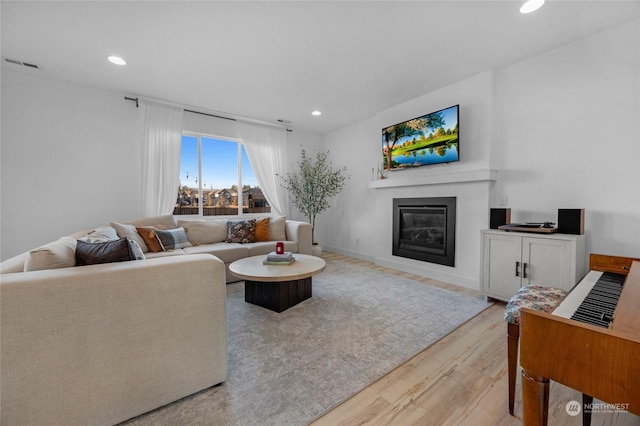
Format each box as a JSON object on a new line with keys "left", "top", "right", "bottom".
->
{"left": 480, "top": 229, "right": 586, "bottom": 301}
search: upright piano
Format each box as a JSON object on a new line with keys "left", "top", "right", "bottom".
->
{"left": 519, "top": 254, "right": 640, "bottom": 425}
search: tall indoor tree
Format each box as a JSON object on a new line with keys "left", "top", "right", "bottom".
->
{"left": 280, "top": 149, "right": 348, "bottom": 247}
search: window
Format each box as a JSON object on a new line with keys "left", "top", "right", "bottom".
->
{"left": 174, "top": 133, "right": 270, "bottom": 216}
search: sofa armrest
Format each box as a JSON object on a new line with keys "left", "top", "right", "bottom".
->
{"left": 0, "top": 254, "right": 227, "bottom": 426}
{"left": 285, "top": 220, "right": 312, "bottom": 255}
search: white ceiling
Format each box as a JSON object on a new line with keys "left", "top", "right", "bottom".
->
{"left": 2, "top": 1, "right": 639, "bottom": 135}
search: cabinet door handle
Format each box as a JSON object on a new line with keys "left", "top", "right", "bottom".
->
{"left": 523, "top": 262, "right": 528, "bottom": 279}
{"left": 515, "top": 261, "right": 520, "bottom": 277}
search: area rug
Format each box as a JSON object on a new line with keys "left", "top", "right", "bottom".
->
{"left": 122, "top": 258, "right": 491, "bottom": 426}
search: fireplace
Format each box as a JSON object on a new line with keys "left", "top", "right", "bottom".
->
{"left": 392, "top": 197, "right": 456, "bottom": 267}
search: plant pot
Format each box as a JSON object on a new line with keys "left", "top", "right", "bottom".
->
{"left": 311, "top": 243, "right": 322, "bottom": 257}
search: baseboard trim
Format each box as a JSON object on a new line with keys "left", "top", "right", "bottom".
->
{"left": 322, "top": 246, "right": 376, "bottom": 263}
{"left": 322, "top": 246, "right": 479, "bottom": 291}
{"left": 374, "top": 257, "right": 479, "bottom": 291}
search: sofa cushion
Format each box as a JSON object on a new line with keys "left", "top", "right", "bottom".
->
{"left": 75, "top": 237, "right": 135, "bottom": 266}
{"left": 144, "top": 249, "right": 188, "bottom": 259}
{"left": 136, "top": 227, "right": 165, "bottom": 253}
{"left": 23, "top": 236, "right": 77, "bottom": 272}
{"left": 226, "top": 219, "right": 256, "bottom": 243}
{"left": 155, "top": 228, "right": 192, "bottom": 251}
{"left": 112, "top": 222, "right": 149, "bottom": 252}
{"left": 269, "top": 216, "right": 287, "bottom": 241}
{"left": 183, "top": 243, "right": 249, "bottom": 264}
{"left": 178, "top": 219, "right": 228, "bottom": 245}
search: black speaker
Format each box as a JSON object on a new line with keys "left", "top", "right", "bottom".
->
{"left": 557, "top": 209, "right": 584, "bottom": 235}
{"left": 490, "top": 208, "right": 511, "bottom": 229}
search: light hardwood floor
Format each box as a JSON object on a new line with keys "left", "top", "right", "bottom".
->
{"left": 312, "top": 253, "right": 640, "bottom": 426}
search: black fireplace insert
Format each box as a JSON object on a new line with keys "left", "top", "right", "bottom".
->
{"left": 392, "top": 197, "right": 456, "bottom": 267}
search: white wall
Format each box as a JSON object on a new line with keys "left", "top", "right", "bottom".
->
{"left": 1, "top": 70, "right": 141, "bottom": 260}
{"left": 492, "top": 18, "right": 640, "bottom": 258}
{"left": 321, "top": 19, "right": 640, "bottom": 290}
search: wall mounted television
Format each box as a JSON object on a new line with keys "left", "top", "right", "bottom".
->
{"left": 382, "top": 104, "right": 459, "bottom": 171}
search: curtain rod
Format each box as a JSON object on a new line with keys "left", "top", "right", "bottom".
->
{"left": 185, "top": 108, "right": 236, "bottom": 122}
{"left": 124, "top": 96, "right": 292, "bottom": 132}
{"left": 125, "top": 96, "right": 234, "bottom": 121}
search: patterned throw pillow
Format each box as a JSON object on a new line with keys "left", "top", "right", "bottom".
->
{"left": 226, "top": 219, "right": 256, "bottom": 243}
{"left": 154, "top": 228, "right": 192, "bottom": 251}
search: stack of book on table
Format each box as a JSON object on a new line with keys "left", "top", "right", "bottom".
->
{"left": 263, "top": 251, "right": 295, "bottom": 265}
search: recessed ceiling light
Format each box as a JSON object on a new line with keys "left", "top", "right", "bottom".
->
{"left": 107, "top": 55, "right": 127, "bottom": 66}
{"left": 312, "top": 110, "right": 322, "bottom": 116}
{"left": 520, "top": 0, "right": 545, "bottom": 14}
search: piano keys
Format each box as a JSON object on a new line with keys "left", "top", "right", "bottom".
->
{"left": 519, "top": 254, "right": 640, "bottom": 425}
{"left": 553, "top": 270, "right": 625, "bottom": 328}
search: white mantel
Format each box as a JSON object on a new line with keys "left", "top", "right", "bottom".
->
{"left": 368, "top": 169, "right": 497, "bottom": 189}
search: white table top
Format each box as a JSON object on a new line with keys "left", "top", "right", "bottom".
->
{"left": 229, "top": 254, "right": 326, "bottom": 282}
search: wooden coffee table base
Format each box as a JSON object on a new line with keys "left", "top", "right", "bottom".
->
{"left": 244, "top": 277, "right": 312, "bottom": 313}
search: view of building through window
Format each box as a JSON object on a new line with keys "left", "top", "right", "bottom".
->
{"left": 174, "top": 134, "right": 270, "bottom": 216}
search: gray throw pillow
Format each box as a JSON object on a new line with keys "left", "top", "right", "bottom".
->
{"left": 75, "top": 237, "right": 133, "bottom": 266}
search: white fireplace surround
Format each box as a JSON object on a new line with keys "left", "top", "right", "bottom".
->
{"left": 367, "top": 178, "right": 492, "bottom": 290}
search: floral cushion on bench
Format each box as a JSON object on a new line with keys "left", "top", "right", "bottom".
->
{"left": 504, "top": 285, "right": 567, "bottom": 325}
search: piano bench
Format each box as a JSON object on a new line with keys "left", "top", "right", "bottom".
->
{"left": 504, "top": 285, "right": 568, "bottom": 415}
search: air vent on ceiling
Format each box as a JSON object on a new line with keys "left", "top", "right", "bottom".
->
{"left": 3, "top": 57, "right": 40, "bottom": 69}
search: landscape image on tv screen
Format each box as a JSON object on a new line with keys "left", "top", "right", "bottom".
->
{"left": 382, "top": 105, "right": 459, "bottom": 171}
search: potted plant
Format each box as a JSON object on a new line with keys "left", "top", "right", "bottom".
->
{"left": 280, "top": 148, "right": 348, "bottom": 255}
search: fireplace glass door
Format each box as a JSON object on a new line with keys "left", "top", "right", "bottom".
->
{"left": 398, "top": 207, "right": 447, "bottom": 256}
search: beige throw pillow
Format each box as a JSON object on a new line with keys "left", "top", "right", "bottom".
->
{"left": 111, "top": 222, "right": 148, "bottom": 252}
{"left": 177, "top": 220, "right": 228, "bottom": 245}
{"left": 24, "top": 236, "right": 77, "bottom": 272}
{"left": 269, "top": 216, "right": 287, "bottom": 241}
{"left": 80, "top": 226, "right": 119, "bottom": 243}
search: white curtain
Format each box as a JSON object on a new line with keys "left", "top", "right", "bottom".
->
{"left": 236, "top": 122, "right": 287, "bottom": 216}
{"left": 140, "top": 100, "right": 184, "bottom": 216}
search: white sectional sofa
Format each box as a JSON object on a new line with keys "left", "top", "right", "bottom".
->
{"left": 0, "top": 214, "right": 312, "bottom": 426}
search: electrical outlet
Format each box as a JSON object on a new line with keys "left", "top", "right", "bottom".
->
{"left": 500, "top": 195, "right": 508, "bottom": 206}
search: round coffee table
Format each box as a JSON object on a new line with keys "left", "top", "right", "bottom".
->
{"left": 229, "top": 254, "right": 326, "bottom": 312}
